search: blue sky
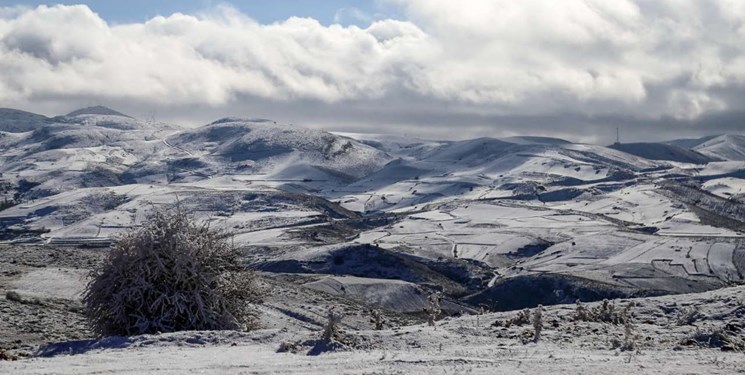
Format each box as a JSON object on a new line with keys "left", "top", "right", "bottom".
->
{"left": 0, "top": 0, "right": 400, "bottom": 25}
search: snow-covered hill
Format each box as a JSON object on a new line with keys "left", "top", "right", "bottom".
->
{"left": 168, "top": 118, "right": 392, "bottom": 182}
{"left": 0, "top": 108, "right": 49, "bottom": 133}
{"left": 609, "top": 142, "right": 716, "bottom": 164}
{"left": 694, "top": 134, "right": 745, "bottom": 161}
{"left": 64, "top": 106, "right": 133, "bottom": 119}
{"left": 1, "top": 106, "right": 745, "bottom": 326}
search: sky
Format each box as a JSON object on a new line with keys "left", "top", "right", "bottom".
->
{"left": 0, "top": 1, "right": 744, "bottom": 143}
{"left": 0, "top": 1, "right": 400, "bottom": 25}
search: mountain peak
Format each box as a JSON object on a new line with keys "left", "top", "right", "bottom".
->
{"left": 209, "top": 117, "right": 274, "bottom": 125}
{"left": 65, "top": 106, "right": 133, "bottom": 119}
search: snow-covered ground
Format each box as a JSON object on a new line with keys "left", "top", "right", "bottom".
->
{"left": 5, "top": 338, "right": 743, "bottom": 374}
{"left": 3, "top": 285, "right": 744, "bottom": 374}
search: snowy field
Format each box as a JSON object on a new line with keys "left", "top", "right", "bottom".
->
{"left": 3, "top": 285, "right": 745, "bottom": 374}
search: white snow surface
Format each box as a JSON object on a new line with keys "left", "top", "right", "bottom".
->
{"left": 694, "top": 134, "right": 745, "bottom": 161}
{"left": 3, "top": 286, "right": 745, "bottom": 374}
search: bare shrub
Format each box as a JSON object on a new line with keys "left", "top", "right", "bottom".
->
{"left": 676, "top": 306, "right": 704, "bottom": 326}
{"left": 532, "top": 305, "right": 543, "bottom": 342}
{"left": 81, "top": 191, "right": 127, "bottom": 211}
{"left": 82, "top": 205, "right": 261, "bottom": 336}
{"left": 0, "top": 349, "right": 12, "bottom": 361}
{"left": 513, "top": 308, "right": 532, "bottom": 327}
{"left": 608, "top": 304, "right": 636, "bottom": 351}
{"left": 679, "top": 327, "right": 745, "bottom": 352}
{"left": 322, "top": 307, "right": 345, "bottom": 342}
{"left": 476, "top": 306, "right": 486, "bottom": 328}
{"left": 306, "top": 307, "right": 357, "bottom": 356}
{"left": 425, "top": 292, "right": 442, "bottom": 327}
{"left": 621, "top": 303, "right": 635, "bottom": 351}
{"left": 593, "top": 299, "right": 617, "bottom": 323}
{"left": 5, "top": 290, "right": 22, "bottom": 303}
{"left": 277, "top": 341, "right": 300, "bottom": 353}
{"left": 574, "top": 299, "right": 631, "bottom": 324}
{"left": 370, "top": 309, "right": 386, "bottom": 330}
{"left": 574, "top": 299, "right": 590, "bottom": 321}
{"left": 494, "top": 307, "right": 532, "bottom": 328}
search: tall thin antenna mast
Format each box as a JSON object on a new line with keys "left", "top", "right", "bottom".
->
{"left": 616, "top": 127, "right": 620, "bottom": 145}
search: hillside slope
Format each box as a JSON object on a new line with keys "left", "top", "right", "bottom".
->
{"left": 694, "top": 134, "right": 745, "bottom": 161}
{"left": 609, "top": 142, "right": 716, "bottom": 164}
{"left": 0, "top": 108, "right": 49, "bottom": 133}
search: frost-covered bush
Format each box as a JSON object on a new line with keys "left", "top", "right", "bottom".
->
{"left": 83, "top": 206, "right": 261, "bottom": 336}
{"left": 322, "top": 307, "right": 345, "bottom": 342}
{"left": 574, "top": 299, "right": 590, "bottom": 321}
{"left": 500, "top": 308, "right": 531, "bottom": 328}
{"left": 425, "top": 292, "right": 442, "bottom": 327}
{"left": 680, "top": 327, "right": 745, "bottom": 352}
{"left": 370, "top": 309, "right": 386, "bottom": 330}
{"left": 574, "top": 299, "right": 631, "bottom": 324}
{"left": 622, "top": 314, "right": 636, "bottom": 351}
{"left": 532, "top": 305, "right": 543, "bottom": 342}
{"left": 676, "top": 306, "right": 704, "bottom": 326}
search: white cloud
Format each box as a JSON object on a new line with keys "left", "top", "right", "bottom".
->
{"left": 0, "top": 5, "right": 431, "bottom": 105}
{"left": 0, "top": 2, "right": 744, "bottom": 141}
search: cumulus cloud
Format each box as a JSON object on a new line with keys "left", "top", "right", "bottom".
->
{"left": 0, "top": 5, "right": 431, "bottom": 105}
{"left": 0, "top": 1, "right": 744, "bottom": 142}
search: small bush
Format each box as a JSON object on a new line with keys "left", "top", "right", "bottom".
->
{"left": 0, "top": 349, "right": 12, "bottom": 361}
{"left": 574, "top": 299, "right": 590, "bottom": 321}
{"left": 676, "top": 306, "right": 704, "bottom": 326}
{"left": 621, "top": 303, "right": 635, "bottom": 351}
{"left": 425, "top": 292, "right": 442, "bottom": 327}
{"left": 370, "top": 309, "right": 386, "bottom": 330}
{"left": 680, "top": 328, "right": 745, "bottom": 352}
{"left": 493, "top": 307, "right": 532, "bottom": 328}
{"left": 593, "top": 299, "right": 618, "bottom": 323}
{"left": 532, "top": 305, "right": 543, "bottom": 342}
{"left": 277, "top": 341, "right": 300, "bottom": 353}
{"left": 83, "top": 206, "right": 261, "bottom": 336}
{"left": 510, "top": 308, "right": 532, "bottom": 327}
{"left": 322, "top": 307, "right": 345, "bottom": 342}
{"left": 574, "top": 299, "right": 631, "bottom": 325}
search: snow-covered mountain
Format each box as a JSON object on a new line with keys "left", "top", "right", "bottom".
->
{"left": 609, "top": 142, "right": 717, "bottom": 164}
{"left": 693, "top": 134, "right": 745, "bottom": 161}
{"left": 168, "top": 118, "right": 392, "bottom": 182}
{"left": 1, "top": 107, "right": 745, "bottom": 313}
{"left": 0, "top": 108, "right": 50, "bottom": 133}
{"left": 64, "top": 106, "right": 133, "bottom": 119}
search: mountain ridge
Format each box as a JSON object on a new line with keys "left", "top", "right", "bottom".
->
{"left": 1, "top": 108, "right": 744, "bottom": 315}
{"left": 65, "top": 106, "right": 133, "bottom": 119}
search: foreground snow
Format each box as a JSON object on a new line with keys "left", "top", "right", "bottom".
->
{"left": 5, "top": 340, "right": 742, "bottom": 374}
{"left": 4, "top": 324, "right": 744, "bottom": 375}
{"left": 4, "top": 285, "right": 745, "bottom": 374}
